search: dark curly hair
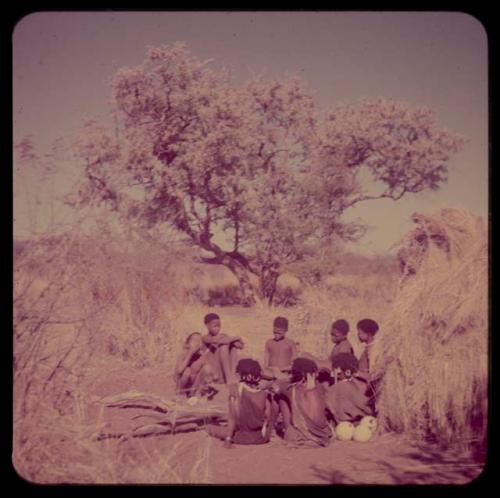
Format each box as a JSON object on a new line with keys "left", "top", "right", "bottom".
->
{"left": 290, "top": 357, "right": 318, "bottom": 382}
{"left": 357, "top": 318, "right": 379, "bottom": 336}
{"left": 331, "top": 319, "right": 349, "bottom": 335}
{"left": 331, "top": 352, "right": 359, "bottom": 373}
{"left": 236, "top": 358, "right": 262, "bottom": 383}
{"left": 204, "top": 313, "right": 220, "bottom": 324}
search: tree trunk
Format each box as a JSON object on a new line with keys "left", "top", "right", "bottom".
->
{"left": 198, "top": 244, "right": 262, "bottom": 306}
{"left": 221, "top": 255, "right": 259, "bottom": 307}
{"left": 261, "top": 268, "right": 280, "bottom": 307}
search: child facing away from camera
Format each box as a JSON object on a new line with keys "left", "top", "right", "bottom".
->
{"left": 274, "top": 357, "right": 333, "bottom": 448}
{"left": 206, "top": 358, "right": 273, "bottom": 448}
{"left": 323, "top": 352, "right": 374, "bottom": 425}
{"left": 263, "top": 316, "right": 297, "bottom": 380}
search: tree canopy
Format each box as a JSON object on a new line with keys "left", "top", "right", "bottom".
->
{"left": 72, "top": 43, "right": 464, "bottom": 305}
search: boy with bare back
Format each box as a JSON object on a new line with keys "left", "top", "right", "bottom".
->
{"left": 207, "top": 358, "right": 273, "bottom": 447}
{"left": 275, "top": 357, "right": 333, "bottom": 447}
{"left": 324, "top": 352, "right": 374, "bottom": 425}
{"left": 263, "top": 316, "right": 297, "bottom": 380}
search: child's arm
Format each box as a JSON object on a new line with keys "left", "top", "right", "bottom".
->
{"left": 231, "top": 337, "right": 245, "bottom": 349}
{"left": 204, "top": 333, "right": 238, "bottom": 345}
{"left": 205, "top": 333, "right": 244, "bottom": 349}
{"left": 290, "top": 340, "right": 298, "bottom": 361}
{"left": 264, "top": 396, "right": 272, "bottom": 421}
{"left": 175, "top": 349, "right": 192, "bottom": 377}
{"left": 202, "top": 335, "right": 226, "bottom": 349}
{"left": 175, "top": 341, "right": 206, "bottom": 376}
{"left": 259, "top": 378, "right": 276, "bottom": 390}
{"left": 223, "top": 334, "right": 244, "bottom": 348}
{"left": 263, "top": 395, "right": 273, "bottom": 440}
{"left": 224, "top": 387, "right": 238, "bottom": 448}
{"left": 202, "top": 334, "right": 217, "bottom": 345}
{"left": 264, "top": 341, "right": 270, "bottom": 368}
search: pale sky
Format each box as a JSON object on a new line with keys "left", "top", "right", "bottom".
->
{"left": 13, "top": 11, "right": 488, "bottom": 253}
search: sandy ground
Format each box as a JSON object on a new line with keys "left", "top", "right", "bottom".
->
{"left": 85, "top": 364, "right": 484, "bottom": 485}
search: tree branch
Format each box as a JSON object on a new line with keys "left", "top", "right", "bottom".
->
{"left": 199, "top": 256, "right": 222, "bottom": 265}
{"left": 234, "top": 217, "right": 240, "bottom": 252}
{"left": 342, "top": 188, "right": 408, "bottom": 209}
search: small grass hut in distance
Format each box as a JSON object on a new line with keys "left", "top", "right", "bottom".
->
{"left": 370, "top": 208, "right": 488, "bottom": 452}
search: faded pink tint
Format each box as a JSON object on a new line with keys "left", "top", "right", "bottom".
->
{"left": 13, "top": 11, "right": 487, "bottom": 251}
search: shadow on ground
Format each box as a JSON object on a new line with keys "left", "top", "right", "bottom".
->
{"left": 311, "top": 440, "right": 485, "bottom": 485}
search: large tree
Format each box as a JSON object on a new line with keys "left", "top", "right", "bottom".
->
{"left": 72, "top": 43, "right": 464, "bottom": 305}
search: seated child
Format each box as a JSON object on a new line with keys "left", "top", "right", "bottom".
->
{"left": 276, "top": 357, "right": 333, "bottom": 448}
{"left": 207, "top": 358, "right": 272, "bottom": 447}
{"left": 324, "top": 353, "right": 374, "bottom": 425}
{"left": 356, "top": 318, "right": 379, "bottom": 381}
{"left": 301, "top": 319, "right": 353, "bottom": 383}
{"left": 202, "top": 313, "right": 244, "bottom": 385}
{"left": 329, "top": 319, "right": 354, "bottom": 361}
{"left": 174, "top": 332, "right": 209, "bottom": 396}
{"left": 263, "top": 316, "right": 297, "bottom": 380}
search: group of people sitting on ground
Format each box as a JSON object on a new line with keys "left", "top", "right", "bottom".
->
{"left": 174, "top": 313, "right": 380, "bottom": 448}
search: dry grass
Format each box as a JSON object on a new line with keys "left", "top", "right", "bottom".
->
{"left": 14, "top": 212, "right": 486, "bottom": 483}
{"left": 370, "top": 208, "right": 488, "bottom": 449}
{"left": 14, "top": 230, "right": 187, "bottom": 483}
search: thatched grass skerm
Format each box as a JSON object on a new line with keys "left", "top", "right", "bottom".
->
{"left": 370, "top": 208, "right": 487, "bottom": 450}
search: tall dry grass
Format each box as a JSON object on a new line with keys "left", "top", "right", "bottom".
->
{"left": 13, "top": 229, "right": 201, "bottom": 483}
{"left": 370, "top": 208, "right": 488, "bottom": 450}
{"left": 13, "top": 226, "right": 401, "bottom": 483}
